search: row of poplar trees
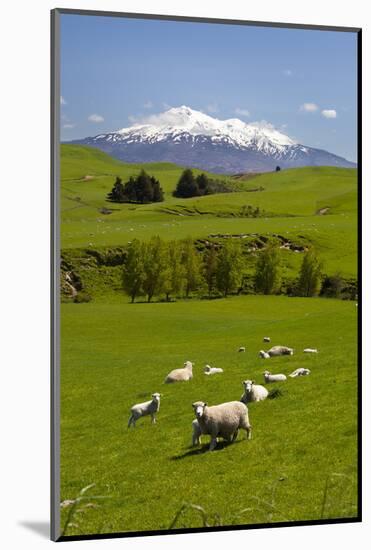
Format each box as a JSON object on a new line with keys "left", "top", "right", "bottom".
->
{"left": 122, "top": 237, "right": 323, "bottom": 303}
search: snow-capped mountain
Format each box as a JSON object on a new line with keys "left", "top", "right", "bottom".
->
{"left": 69, "top": 106, "right": 356, "bottom": 174}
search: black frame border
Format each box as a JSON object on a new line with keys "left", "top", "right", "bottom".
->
{"left": 51, "top": 7, "right": 362, "bottom": 543}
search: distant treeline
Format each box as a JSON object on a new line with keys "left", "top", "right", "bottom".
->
{"left": 122, "top": 236, "right": 342, "bottom": 303}
{"left": 106, "top": 168, "right": 232, "bottom": 204}
{"left": 173, "top": 169, "right": 231, "bottom": 198}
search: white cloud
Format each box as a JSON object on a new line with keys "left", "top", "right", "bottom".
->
{"left": 300, "top": 103, "right": 319, "bottom": 112}
{"left": 235, "top": 107, "right": 250, "bottom": 118}
{"left": 206, "top": 102, "right": 219, "bottom": 114}
{"left": 321, "top": 109, "right": 337, "bottom": 119}
{"left": 283, "top": 69, "right": 292, "bottom": 76}
{"left": 143, "top": 100, "right": 153, "bottom": 109}
{"left": 60, "top": 96, "right": 67, "bottom": 105}
{"left": 88, "top": 113, "right": 104, "bottom": 123}
{"left": 63, "top": 123, "right": 76, "bottom": 129}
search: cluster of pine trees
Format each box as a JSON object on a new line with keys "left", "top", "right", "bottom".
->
{"left": 122, "top": 237, "right": 324, "bottom": 303}
{"left": 173, "top": 169, "right": 231, "bottom": 198}
{"left": 107, "top": 170, "right": 164, "bottom": 204}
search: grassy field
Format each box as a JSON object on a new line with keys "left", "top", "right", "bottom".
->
{"left": 60, "top": 295, "right": 358, "bottom": 536}
{"left": 59, "top": 145, "right": 358, "bottom": 537}
{"left": 60, "top": 145, "right": 357, "bottom": 277}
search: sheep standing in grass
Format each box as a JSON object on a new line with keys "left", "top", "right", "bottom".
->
{"left": 204, "top": 364, "right": 224, "bottom": 376}
{"left": 263, "top": 337, "right": 271, "bottom": 343}
{"left": 259, "top": 350, "right": 270, "bottom": 359}
{"left": 128, "top": 393, "right": 161, "bottom": 428}
{"left": 192, "top": 401, "right": 252, "bottom": 451}
{"left": 303, "top": 348, "right": 318, "bottom": 353}
{"left": 263, "top": 370, "right": 287, "bottom": 383}
{"left": 240, "top": 380, "right": 268, "bottom": 403}
{"left": 238, "top": 347, "right": 246, "bottom": 353}
{"left": 266, "top": 345, "right": 294, "bottom": 357}
{"left": 289, "top": 368, "right": 311, "bottom": 378}
{"left": 164, "top": 361, "right": 193, "bottom": 383}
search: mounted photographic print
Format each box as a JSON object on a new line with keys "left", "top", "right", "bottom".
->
{"left": 51, "top": 8, "right": 361, "bottom": 542}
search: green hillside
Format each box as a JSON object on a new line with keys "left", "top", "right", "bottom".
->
{"left": 60, "top": 145, "right": 357, "bottom": 277}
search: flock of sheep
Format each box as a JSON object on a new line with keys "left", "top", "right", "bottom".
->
{"left": 127, "top": 340, "right": 317, "bottom": 451}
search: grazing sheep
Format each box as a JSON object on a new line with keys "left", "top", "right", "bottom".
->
{"left": 266, "top": 345, "right": 294, "bottom": 357}
{"left": 164, "top": 361, "right": 193, "bottom": 383}
{"left": 128, "top": 393, "right": 161, "bottom": 428}
{"left": 238, "top": 346, "right": 246, "bottom": 353}
{"left": 289, "top": 368, "right": 311, "bottom": 378}
{"left": 263, "top": 370, "right": 287, "bottom": 383}
{"left": 204, "top": 364, "right": 224, "bottom": 376}
{"left": 259, "top": 350, "right": 270, "bottom": 359}
{"left": 303, "top": 348, "right": 318, "bottom": 353}
{"left": 240, "top": 379, "right": 269, "bottom": 403}
{"left": 192, "top": 400, "right": 252, "bottom": 451}
{"left": 263, "top": 337, "right": 271, "bottom": 343}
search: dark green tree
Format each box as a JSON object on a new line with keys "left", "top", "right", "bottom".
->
{"left": 107, "top": 176, "right": 126, "bottom": 202}
{"left": 122, "top": 239, "right": 145, "bottom": 303}
{"left": 216, "top": 240, "right": 244, "bottom": 297}
{"left": 255, "top": 246, "right": 281, "bottom": 295}
{"left": 203, "top": 245, "right": 219, "bottom": 297}
{"left": 142, "top": 236, "right": 167, "bottom": 302}
{"left": 173, "top": 169, "right": 199, "bottom": 198}
{"left": 297, "top": 249, "right": 323, "bottom": 297}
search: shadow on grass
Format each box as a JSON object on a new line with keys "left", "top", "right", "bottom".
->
{"left": 171, "top": 439, "right": 244, "bottom": 460}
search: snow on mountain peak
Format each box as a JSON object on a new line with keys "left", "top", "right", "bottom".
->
{"left": 116, "top": 106, "right": 296, "bottom": 150}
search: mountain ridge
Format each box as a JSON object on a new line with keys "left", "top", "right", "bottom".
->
{"left": 67, "top": 106, "right": 356, "bottom": 174}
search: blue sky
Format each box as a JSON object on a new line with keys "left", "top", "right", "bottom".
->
{"left": 60, "top": 14, "right": 358, "bottom": 161}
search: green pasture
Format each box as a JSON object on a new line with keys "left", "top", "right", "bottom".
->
{"left": 60, "top": 295, "right": 358, "bottom": 536}
{"left": 60, "top": 145, "right": 357, "bottom": 277}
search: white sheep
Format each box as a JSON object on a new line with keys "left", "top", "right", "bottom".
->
{"left": 259, "top": 350, "right": 270, "bottom": 359}
{"left": 192, "top": 400, "right": 252, "bottom": 451}
{"left": 238, "top": 346, "right": 246, "bottom": 353}
{"left": 263, "top": 336, "right": 271, "bottom": 343}
{"left": 289, "top": 368, "right": 311, "bottom": 378}
{"left": 191, "top": 419, "right": 206, "bottom": 446}
{"left": 204, "top": 364, "right": 224, "bottom": 376}
{"left": 263, "top": 370, "right": 287, "bottom": 383}
{"left": 164, "top": 361, "right": 193, "bottom": 383}
{"left": 303, "top": 348, "right": 318, "bottom": 353}
{"left": 240, "top": 379, "right": 269, "bottom": 403}
{"left": 266, "top": 345, "right": 294, "bottom": 357}
{"left": 128, "top": 393, "right": 161, "bottom": 428}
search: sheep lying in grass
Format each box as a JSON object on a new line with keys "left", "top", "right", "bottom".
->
{"left": 238, "top": 346, "right": 246, "bottom": 353}
{"left": 263, "top": 337, "right": 271, "bottom": 343}
{"left": 192, "top": 401, "right": 252, "bottom": 451}
{"left": 128, "top": 393, "right": 161, "bottom": 428}
{"left": 259, "top": 350, "right": 270, "bottom": 359}
{"left": 263, "top": 370, "right": 287, "bottom": 383}
{"left": 289, "top": 368, "right": 311, "bottom": 378}
{"left": 303, "top": 348, "right": 318, "bottom": 353}
{"left": 266, "top": 345, "right": 294, "bottom": 357}
{"left": 204, "top": 364, "right": 224, "bottom": 376}
{"left": 240, "top": 380, "right": 269, "bottom": 403}
{"left": 164, "top": 361, "right": 193, "bottom": 383}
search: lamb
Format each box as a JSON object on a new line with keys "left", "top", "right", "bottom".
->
{"left": 238, "top": 346, "right": 246, "bottom": 353}
{"left": 240, "top": 379, "right": 269, "bottom": 403}
{"left": 192, "top": 400, "right": 252, "bottom": 451}
{"left": 259, "top": 350, "right": 270, "bottom": 359}
{"left": 266, "top": 345, "right": 294, "bottom": 357}
{"left": 263, "top": 337, "right": 271, "bottom": 343}
{"left": 263, "top": 370, "right": 287, "bottom": 383}
{"left": 204, "top": 364, "right": 224, "bottom": 376}
{"left": 303, "top": 348, "right": 318, "bottom": 353}
{"left": 164, "top": 361, "right": 193, "bottom": 383}
{"left": 128, "top": 393, "right": 161, "bottom": 428}
{"left": 289, "top": 368, "right": 311, "bottom": 378}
